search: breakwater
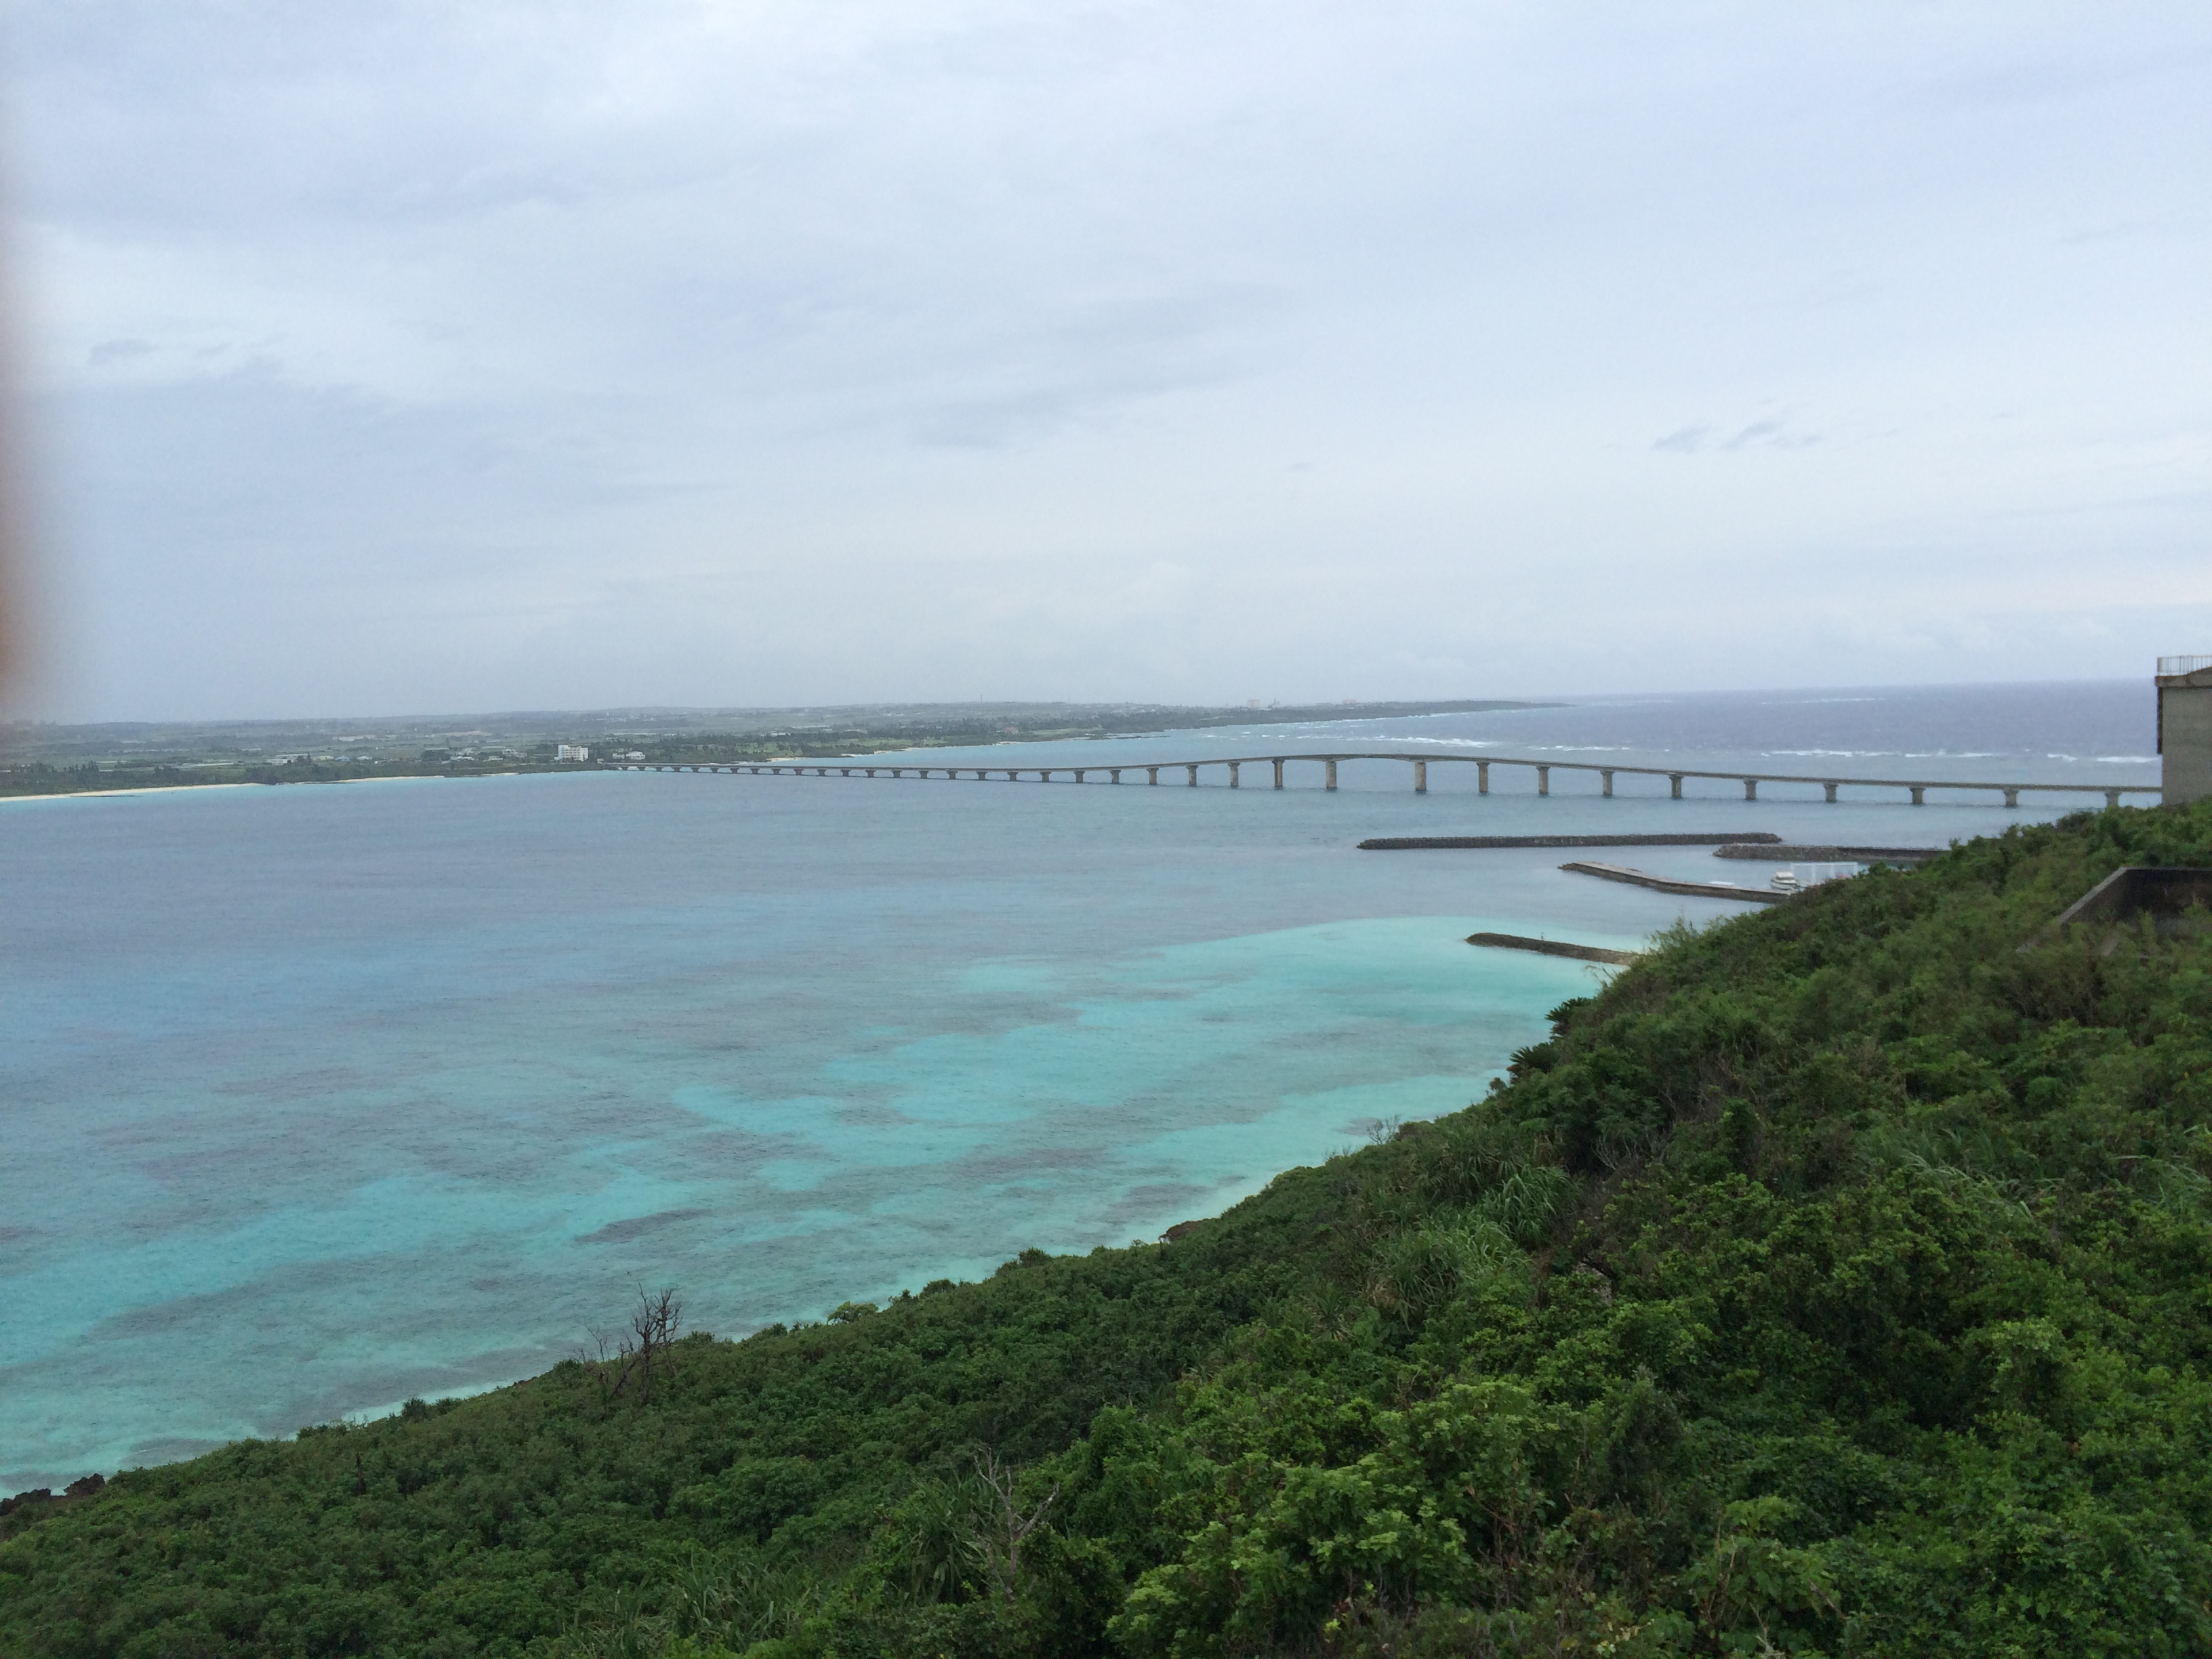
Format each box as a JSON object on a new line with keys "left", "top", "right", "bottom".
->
{"left": 1465, "top": 932, "right": 1639, "bottom": 964}
{"left": 1361, "top": 833, "right": 1782, "bottom": 850}
{"left": 1711, "top": 842, "right": 1938, "bottom": 863}
{"left": 1560, "top": 861, "right": 1782, "bottom": 903}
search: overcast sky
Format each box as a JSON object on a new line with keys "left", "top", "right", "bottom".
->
{"left": 6, "top": 2, "right": 2208, "bottom": 720}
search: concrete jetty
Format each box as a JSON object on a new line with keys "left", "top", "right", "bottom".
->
{"left": 1361, "top": 833, "right": 1782, "bottom": 850}
{"left": 614, "top": 750, "right": 2158, "bottom": 809}
{"left": 1560, "top": 861, "right": 1782, "bottom": 903}
{"left": 1467, "top": 933, "right": 1638, "bottom": 965}
{"left": 1711, "top": 842, "right": 1939, "bottom": 863}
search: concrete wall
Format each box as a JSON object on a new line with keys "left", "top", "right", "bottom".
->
{"left": 2160, "top": 670, "right": 2212, "bottom": 806}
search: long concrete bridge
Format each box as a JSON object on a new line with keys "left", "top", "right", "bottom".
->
{"left": 611, "top": 750, "right": 2160, "bottom": 809}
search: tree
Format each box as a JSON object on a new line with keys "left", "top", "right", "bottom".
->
{"left": 611, "top": 1285, "right": 682, "bottom": 1404}
{"left": 964, "top": 1446, "right": 1059, "bottom": 1603}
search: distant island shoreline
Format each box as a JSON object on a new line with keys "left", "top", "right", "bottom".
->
{"left": 0, "top": 699, "right": 1551, "bottom": 800}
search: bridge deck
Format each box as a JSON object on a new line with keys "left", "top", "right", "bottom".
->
{"left": 611, "top": 750, "right": 2158, "bottom": 807}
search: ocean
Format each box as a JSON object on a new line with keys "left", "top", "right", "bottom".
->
{"left": 0, "top": 678, "right": 2160, "bottom": 1490}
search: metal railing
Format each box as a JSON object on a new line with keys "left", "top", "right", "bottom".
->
{"left": 2158, "top": 655, "right": 2212, "bottom": 676}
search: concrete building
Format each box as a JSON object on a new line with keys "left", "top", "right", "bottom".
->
{"left": 2158, "top": 655, "right": 2212, "bottom": 806}
{"left": 554, "top": 744, "right": 591, "bottom": 762}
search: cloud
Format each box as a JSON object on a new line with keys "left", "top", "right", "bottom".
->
{"left": 85, "top": 337, "right": 152, "bottom": 367}
{"left": 1653, "top": 417, "right": 1821, "bottom": 455}
{"left": 7, "top": 0, "right": 2212, "bottom": 716}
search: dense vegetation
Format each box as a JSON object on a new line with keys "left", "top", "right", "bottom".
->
{"left": 7, "top": 802, "right": 2212, "bottom": 1656}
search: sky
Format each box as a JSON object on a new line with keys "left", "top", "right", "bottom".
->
{"left": 5, "top": 1, "right": 2209, "bottom": 720}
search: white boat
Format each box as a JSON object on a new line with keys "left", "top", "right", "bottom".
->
{"left": 1769, "top": 869, "right": 1801, "bottom": 893}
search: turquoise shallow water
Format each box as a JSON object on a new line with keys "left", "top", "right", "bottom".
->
{"left": 0, "top": 682, "right": 2155, "bottom": 1488}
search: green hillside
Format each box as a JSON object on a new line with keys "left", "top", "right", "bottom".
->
{"left": 7, "top": 804, "right": 2212, "bottom": 1658}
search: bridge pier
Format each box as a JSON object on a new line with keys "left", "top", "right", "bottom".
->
{"left": 653, "top": 753, "right": 2145, "bottom": 812}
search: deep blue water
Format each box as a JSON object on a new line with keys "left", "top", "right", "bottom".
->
{"left": 0, "top": 679, "right": 2159, "bottom": 1490}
